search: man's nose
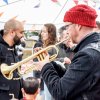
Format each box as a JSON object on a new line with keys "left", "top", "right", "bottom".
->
{"left": 21, "top": 33, "right": 24, "bottom": 37}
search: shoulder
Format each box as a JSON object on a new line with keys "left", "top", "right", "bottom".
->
{"left": 81, "top": 42, "right": 100, "bottom": 59}
{"left": 72, "top": 45, "right": 100, "bottom": 66}
{"left": 0, "top": 43, "right": 5, "bottom": 59}
{"left": 0, "top": 43, "right": 8, "bottom": 51}
{"left": 0, "top": 43, "right": 4, "bottom": 52}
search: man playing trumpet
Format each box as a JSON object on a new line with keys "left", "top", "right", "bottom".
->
{"left": 33, "top": 4, "right": 100, "bottom": 100}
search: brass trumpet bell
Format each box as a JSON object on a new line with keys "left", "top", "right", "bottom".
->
{"left": 0, "top": 45, "right": 59, "bottom": 80}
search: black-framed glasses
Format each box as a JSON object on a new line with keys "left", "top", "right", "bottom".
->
{"left": 64, "top": 23, "right": 73, "bottom": 29}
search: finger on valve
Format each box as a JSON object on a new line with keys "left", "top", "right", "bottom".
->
{"left": 21, "top": 60, "right": 34, "bottom": 74}
{"left": 33, "top": 47, "right": 42, "bottom": 53}
{"left": 64, "top": 57, "right": 71, "bottom": 65}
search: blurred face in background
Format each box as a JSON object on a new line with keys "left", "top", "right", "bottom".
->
{"left": 41, "top": 26, "right": 48, "bottom": 42}
{"left": 60, "top": 30, "right": 69, "bottom": 44}
{"left": 94, "top": 21, "right": 100, "bottom": 33}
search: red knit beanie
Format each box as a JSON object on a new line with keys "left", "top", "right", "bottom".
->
{"left": 63, "top": 4, "right": 97, "bottom": 28}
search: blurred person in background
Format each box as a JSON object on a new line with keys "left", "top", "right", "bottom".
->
{"left": 16, "top": 37, "right": 26, "bottom": 61}
{"left": 22, "top": 77, "right": 40, "bottom": 100}
{"left": 93, "top": 21, "right": 100, "bottom": 32}
{"left": 33, "top": 23, "right": 57, "bottom": 100}
{"left": 57, "top": 25, "right": 76, "bottom": 68}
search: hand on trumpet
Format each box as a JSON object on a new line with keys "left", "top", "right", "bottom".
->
{"left": 63, "top": 57, "right": 71, "bottom": 65}
{"left": 21, "top": 60, "right": 35, "bottom": 74}
{"left": 33, "top": 53, "right": 50, "bottom": 71}
{"left": 33, "top": 47, "right": 42, "bottom": 53}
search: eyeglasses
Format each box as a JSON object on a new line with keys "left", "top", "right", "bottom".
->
{"left": 64, "top": 23, "right": 73, "bottom": 29}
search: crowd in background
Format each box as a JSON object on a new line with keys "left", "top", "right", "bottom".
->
{"left": 0, "top": 4, "right": 100, "bottom": 100}
{"left": 0, "top": 20, "right": 76, "bottom": 100}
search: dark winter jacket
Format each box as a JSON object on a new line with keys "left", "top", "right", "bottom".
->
{"left": 0, "top": 34, "right": 22, "bottom": 100}
{"left": 41, "top": 32, "right": 100, "bottom": 100}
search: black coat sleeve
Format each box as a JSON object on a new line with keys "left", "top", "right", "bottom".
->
{"left": 51, "top": 61, "right": 66, "bottom": 77}
{"left": 41, "top": 51, "right": 94, "bottom": 100}
{"left": 0, "top": 46, "right": 2, "bottom": 71}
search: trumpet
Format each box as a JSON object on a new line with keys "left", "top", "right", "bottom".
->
{"left": 0, "top": 37, "right": 69, "bottom": 80}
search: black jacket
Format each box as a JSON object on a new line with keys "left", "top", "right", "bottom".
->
{"left": 41, "top": 32, "right": 100, "bottom": 100}
{"left": 0, "top": 34, "right": 22, "bottom": 100}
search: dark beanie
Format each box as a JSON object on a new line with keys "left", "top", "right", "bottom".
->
{"left": 63, "top": 4, "right": 97, "bottom": 28}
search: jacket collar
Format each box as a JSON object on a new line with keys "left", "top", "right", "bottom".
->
{"left": 0, "top": 34, "right": 14, "bottom": 48}
{"left": 74, "top": 32, "right": 100, "bottom": 53}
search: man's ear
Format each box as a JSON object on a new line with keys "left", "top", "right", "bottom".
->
{"left": 75, "top": 24, "right": 82, "bottom": 31}
{"left": 10, "top": 29, "right": 15, "bottom": 37}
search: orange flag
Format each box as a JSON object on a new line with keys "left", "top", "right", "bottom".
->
{"left": 10, "top": 15, "right": 18, "bottom": 20}
{"left": 0, "top": 12, "right": 4, "bottom": 17}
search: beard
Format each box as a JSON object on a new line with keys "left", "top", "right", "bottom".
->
{"left": 13, "top": 34, "right": 21, "bottom": 45}
{"left": 70, "top": 32, "right": 78, "bottom": 44}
